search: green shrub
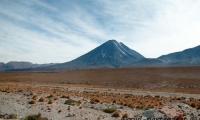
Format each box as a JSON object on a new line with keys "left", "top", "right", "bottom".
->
{"left": 24, "top": 113, "right": 48, "bottom": 120}
{"left": 103, "top": 107, "right": 117, "bottom": 113}
{"left": 64, "top": 99, "right": 81, "bottom": 106}
{"left": 9, "top": 114, "right": 17, "bottom": 119}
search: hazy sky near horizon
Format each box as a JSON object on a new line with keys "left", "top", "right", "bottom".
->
{"left": 1, "top": 0, "right": 200, "bottom": 64}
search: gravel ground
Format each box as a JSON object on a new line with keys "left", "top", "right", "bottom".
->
{"left": 0, "top": 84, "right": 200, "bottom": 120}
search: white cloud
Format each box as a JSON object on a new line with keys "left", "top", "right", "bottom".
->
{"left": 1, "top": 0, "right": 200, "bottom": 63}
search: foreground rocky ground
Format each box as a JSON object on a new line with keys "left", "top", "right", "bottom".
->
{"left": 0, "top": 83, "right": 200, "bottom": 120}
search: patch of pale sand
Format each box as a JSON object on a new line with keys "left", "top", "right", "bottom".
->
{"left": 0, "top": 92, "right": 126, "bottom": 120}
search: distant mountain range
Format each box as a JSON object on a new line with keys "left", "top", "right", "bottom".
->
{"left": 158, "top": 45, "right": 200, "bottom": 65}
{"left": 0, "top": 61, "right": 57, "bottom": 71}
{"left": 1, "top": 40, "right": 200, "bottom": 71}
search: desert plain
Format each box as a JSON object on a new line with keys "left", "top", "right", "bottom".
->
{"left": 0, "top": 67, "right": 200, "bottom": 120}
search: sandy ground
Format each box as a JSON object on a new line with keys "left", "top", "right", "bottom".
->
{"left": 0, "top": 83, "right": 200, "bottom": 120}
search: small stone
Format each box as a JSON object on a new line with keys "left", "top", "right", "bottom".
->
{"left": 58, "top": 110, "right": 62, "bottom": 113}
{"left": 178, "top": 105, "right": 182, "bottom": 108}
{"left": 68, "top": 113, "right": 74, "bottom": 117}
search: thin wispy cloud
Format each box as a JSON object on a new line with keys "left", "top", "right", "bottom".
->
{"left": 0, "top": 0, "right": 200, "bottom": 63}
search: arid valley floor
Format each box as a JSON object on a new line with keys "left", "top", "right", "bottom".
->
{"left": 0, "top": 67, "right": 200, "bottom": 120}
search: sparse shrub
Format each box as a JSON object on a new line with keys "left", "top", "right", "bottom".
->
{"left": 120, "top": 106, "right": 124, "bottom": 109}
{"left": 64, "top": 99, "right": 81, "bottom": 106}
{"left": 29, "top": 100, "right": 36, "bottom": 104}
{"left": 196, "top": 104, "right": 200, "bottom": 109}
{"left": 30, "top": 92, "right": 34, "bottom": 95}
{"left": 48, "top": 99, "right": 54, "bottom": 104}
{"left": 93, "top": 98, "right": 101, "bottom": 103}
{"left": 9, "top": 114, "right": 17, "bottom": 119}
{"left": 122, "top": 113, "right": 129, "bottom": 118}
{"left": 91, "top": 105, "right": 95, "bottom": 109}
{"left": 39, "top": 97, "right": 46, "bottom": 102}
{"left": 61, "top": 95, "right": 67, "bottom": 98}
{"left": 54, "top": 97, "right": 58, "bottom": 100}
{"left": 113, "top": 100, "right": 116, "bottom": 103}
{"left": 67, "top": 106, "right": 70, "bottom": 110}
{"left": 32, "top": 95, "right": 38, "bottom": 100}
{"left": 190, "top": 102, "right": 196, "bottom": 108}
{"left": 67, "top": 95, "right": 71, "bottom": 99}
{"left": 112, "top": 111, "right": 122, "bottom": 117}
{"left": 78, "top": 99, "right": 82, "bottom": 104}
{"left": 49, "top": 94, "right": 54, "bottom": 98}
{"left": 24, "top": 113, "right": 48, "bottom": 120}
{"left": 103, "top": 107, "right": 117, "bottom": 113}
{"left": 90, "top": 100, "right": 95, "bottom": 104}
{"left": 155, "top": 95, "right": 160, "bottom": 98}
{"left": 18, "top": 90, "right": 23, "bottom": 92}
{"left": 79, "top": 106, "right": 82, "bottom": 109}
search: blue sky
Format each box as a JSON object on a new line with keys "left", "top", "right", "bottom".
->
{"left": 1, "top": 0, "right": 200, "bottom": 64}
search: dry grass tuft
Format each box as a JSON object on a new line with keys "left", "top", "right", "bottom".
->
{"left": 29, "top": 100, "right": 36, "bottom": 104}
{"left": 39, "top": 97, "right": 46, "bottom": 102}
{"left": 120, "top": 106, "right": 124, "bottom": 109}
{"left": 195, "top": 104, "right": 200, "bottom": 109}
{"left": 48, "top": 94, "right": 54, "bottom": 98}
{"left": 32, "top": 95, "right": 38, "bottom": 100}
{"left": 91, "top": 105, "right": 95, "bottom": 109}
{"left": 93, "top": 98, "right": 101, "bottom": 103}
{"left": 78, "top": 100, "right": 82, "bottom": 104}
{"left": 54, "top": 97, "right": 58, "bottom": 100}
{"left": 61, "top": 95, "right": 67, "bottom": 98}
{"left": 122, "top": 113, "right": 129, "bottom": 118}
{"left": 30, "top": 92, "right": 34, "bottom": 95}
{"left": 112, "top": 111, "right": 122, "bottom": 117}
{"left": 190, "top": 102, "right": 196, "bottom": 108}
{"left": 67, "top": 95, "right": 71, "bottom": 99}
{"left": 48, "top": 99, "right": 54, "bottom": 104}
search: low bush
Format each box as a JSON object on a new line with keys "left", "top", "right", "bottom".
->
{"left": 39, "top": 97, "right": 46, "bottom": 102}
{"left": 103, "top": 107, "right": 117, "bottom": 113}
{"left": 64, "top": 99, "right": 81, "bottom": 106}
{"left": 29, "top": 100, "right": 36, "bottom": 104}
{"left": 24, "top": 113, "right": 48, "bottom": 120}
{"left": 112, "top": 111, "right": 122, "bottom": 117}
{"left": 32, "top": 95, "right": 38, "bottom": 100}
{"left": 122, "top": 113, "right": 129, "bottom": 118}
{"left": 48, "top": 99, "right": 54, "bottom": 104}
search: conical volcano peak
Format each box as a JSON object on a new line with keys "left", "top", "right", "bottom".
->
{"left": 108, "top": 39, "right": 117, "bottom": 42}
{"left": 64, "top": 39, "right": 145, "bottom": 68}
{"left": 103, "top": 39, "right": 122, "bottom": 47}
{"left": 106, "top": 39, "right": 119, "bottom": 44}
{"left": 29, "top": 39, "right": 145, "bottom": 70}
